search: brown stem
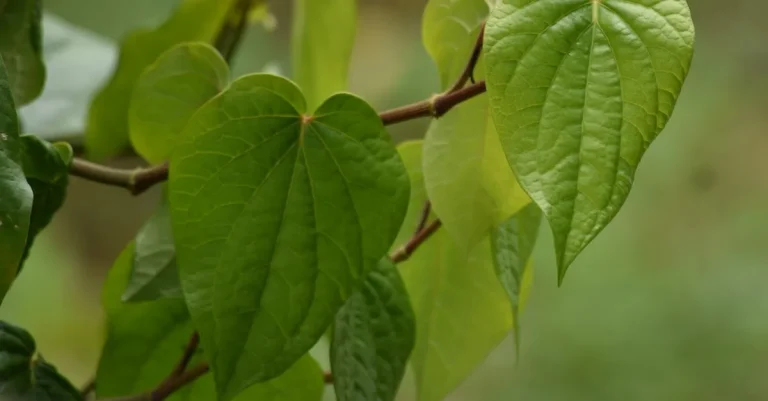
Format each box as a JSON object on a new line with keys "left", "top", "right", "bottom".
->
{"left": 390, "top": 220, "right": 443, "bottom": 264}
{"left": 214, "top": 0, "right": 256, "bottom": 62}
{"left": 150, "top": 363, "right": 210, "bottom": 401}
{"left": 80, "top": 377, "right": 96, "bottom": 399}
{"left": 414, "top": 202, "right": 432, "bottom": 234}
{"left": 69, "top": 159, "right": 168, "bottom": 195}
{"left": 380, "top": 81, "right": 487, "bottom": 126}
{"left": 447, "top": 23, "right": 485, "bottom": 93}
{"left": 171, "top": 332, "right": 200, "bottom": 377}
{"left": 323, "top": 371, "right": 334, "bottom": 384}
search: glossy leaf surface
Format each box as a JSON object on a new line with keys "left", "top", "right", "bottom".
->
{"left": 331, "top": 259, "right": 415, "bottom": 401}
{"left": 485, "top": 0, "right": 695, "bottom": 279}
{"left": 0, "top": 0, "right": 45, "bottom": 105}
{"left": 85, "top": 0, "right": 238, "bottom": 160}
{"left": 291, "top": 0, "right": 356, "bottom": 110}
{"left": 98, "top": 244, "right": 324, "bottom": 401}
{"left": 130, "top": 43, "right": 229, "bottom": 163}
{"left": 169, "top": 74, "right": 409, "bottom": 399}
{"left": 396, "top": 141, "right": 514, "bottom": 401}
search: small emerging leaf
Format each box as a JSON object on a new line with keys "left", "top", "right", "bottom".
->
{"left": 18, "top": 135, "right": 73, "bottom": 270}
{"left": 291, "top": 0, "right": 357, "bottom": 110}
{"left": 0, "top": 56, "right": 33, "bottom": 303}
{"left": 484, "top": 0, "right": 695, "bottom": 280}
{"left": 85, "top": 0, "right": 239, "bottom": 160}
{"left": 129, "top": 42, "right": 229, "bottom": 163}
{"left": 169, "top": 74, "right": 409, "bottom": 399}
{"left": 396, "top": 141, "right": 514, "bottom": 401}
{"left": 0, "top": 0, "right": 45, "bottom": 105}
{"left": 98, "top": 243, "right": 324, "bottom": 401}
{"left": 331, "top": 259, "right": 415, "bottom": 401}
{"left": 123, "top": 197, "right": 182, "bottom": 302}
{"left": 0, "top": 321, "right": 81, "bottom": 401}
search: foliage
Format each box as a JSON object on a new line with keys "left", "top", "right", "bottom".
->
{"left": 0, "top": 1, "right": 696, "bottom": 401}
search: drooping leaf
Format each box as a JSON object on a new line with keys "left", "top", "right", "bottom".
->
{"left": 98, "top": 243, "right": 324, "bottom": 401}
{"left": 291, "top": 0, "right": 357, "bottom": 110}
{"left": 168, "top": 74, "right": 410, "bottom": 399}
{"left": 0, "top": 320, "right": 81, "bottom": 401}
{"left": 0, "top": 57, "right": 32, "bottom": 302}
{"left": 129, "top": 42, "right": 229, "bottom": 163}
{"left": 122, "top": 197, "right": 182, "bottom": 303}
{"left": 85, "top": 0, "right": 239, "bottom": 160}
{"left": 331, "top": 259, "right": 415, "bottom": 401}
{"left": 422, "top": 0, "right": 530, "bottom": 250}
{"left": 18, "top": 135, "right": 73, "bottom": 269}
{"left": 0, "top": 0, "right": 45, "bottom": 105}
{"left": 422, "top": 0, "right": 488, "bottom": 88}
{"left": 484, "top": 0, "right": 695, "bottom": 280}
{"left": 18, "top": 14, "right": 116, "bottom": 140}
{"left": 395, "top": 141, "right": 514, "bottom": 401}
{"left": 491, "top": 202, "right": 541, "bottom": 345}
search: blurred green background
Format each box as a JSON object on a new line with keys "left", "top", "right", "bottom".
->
{"left": 3, "top": 1, "right": 768, "bottom": 400}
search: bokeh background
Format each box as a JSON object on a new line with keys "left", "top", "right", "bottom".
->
{"left": 4, "top": 1, "right": 768, "bottom": 400}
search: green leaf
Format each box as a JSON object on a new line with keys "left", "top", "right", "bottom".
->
{"left": 98, "top": 243, "right": 324, "bottom": 401}
{"left": 422, "top": 0, "right": 488, "bottom": 88}
{"left": 18, "top": 14, "right": 116, "bottom": 139}
{"left": 18, "top": 135, "right": 73, "bottom": 269}
{"left": 130, "top": 42, "right": 229, "bottom": 164}
{"left": 422, "top": 1, "right": 530, "bottom": 250}
{"left": 291, "top": 0, "right": 357, "bottom": 110}
{"left": 85, "top": 0, "right": 239, "bottom": 160}
{"left": 330, "top": 259, "right": 415, "bottom": 401}
{"left": 0, "top": 0, "right": 45, "bottom": 106}
{"left": 484, "top": 0, "right": 695, "bottom": 280}
{"left": 168, "top": 73, "right": 410, "bottom": 399}
{"left": 123, "top": 197, "right": 182, "bottom": 302}
{"left": 0, "top": 321, "right": 82, "bottom": 401}
{"left": 0, "top": 57, "right": 32, "bottom": 302}
{"left": 395, "top": 141, "right": 514, "bottom": 401}
{"left": 490, "top": 202, "right": 541, "bottom": 346}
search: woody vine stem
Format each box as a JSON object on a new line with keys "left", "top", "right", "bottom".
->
{"left": 74, "top": 3, "right": 486, "bottom": 399}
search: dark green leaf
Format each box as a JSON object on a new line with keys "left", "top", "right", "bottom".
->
{"left": 0, "top": 320, "right": 81, "bottom": 401}
{"left": 0, "top": 0, "right": 45, "bottom": 105}
{"left": 169, "top": 73, "right": 410, "bottom": 399}
{"left": 331, "top": 259, "right": 415, "bottom": 401}
{"left": 0, "top": 57, "right": 32, "bottom": 302}
{"left": 130, "top": 42, "right": 229, "bottom": 163}
{"left": 98, "top": 243, "right": 324, "bottom": 401}
{"left": 292, "top": 0, "right": 357, "bottom": 110}
{"left": 491, "top": 202, "right": 541, "bottom": 345}
{"left": 18, "top": 135, "right": 73, "bottom": 270}
{"left": 85, "top": 0, "right": 239, "bottom": 160}
{"left": 18, "top": 14, "right": 116, "bottom": 139}
{"left": 123, "top": 198, "right": 182, "bottom": 303}
{"left": 484, "top": 0, "right": 695, "bottom": 280}
{"left": 395, "top": 141, "right": 514, "bottom": 401}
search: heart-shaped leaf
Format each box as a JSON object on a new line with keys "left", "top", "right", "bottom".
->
{"left": 169, "top": 74, "right": 410, "bottom": 399}
{"left": 0, "top": 321, "right": 82, "bottom": 401}
{"left": 395, "top": 140, "right": 514, "bottom": 401}
{"left": 18, "top": 135, "right": 73, "bottom": 270}
{"left": 484, "top": 0, "right": 695, "bottom": 280}
{"left": 0, "top": 57, "right": 33, "bottom": 302}
{"left": 330, "top": 259, "right": 415, "bottom": 401}
{"left": 0, "top": 0, "right": 45, "bottom": 106}
{"left": 130, "top": 42, "right": 229, "bottom": 164}
{"left": 98, "top": 243, "right": 324, "bottom": 401}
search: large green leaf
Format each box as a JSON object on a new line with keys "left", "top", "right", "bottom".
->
{"left": 18, "top": 135, "right": 73, "bottom": 269}
{"left": 0, "top": 57, "right": 32, "bottom": 302}
{"left": 129, "top": 43, "right": 229, "bottom": 163}
{"left": 422, "top": 0, "right": 530, "bottom": 250}
{"left": 0, "top": 0, "right": 45, "bottom": 106}
{"left": 484, "top": 0, "right": 695, "bottom": 280}
{"left": 0, "top": 321, "right": 81, "bottom": 401}
{"left": 490, "top": 202, "right": 541, "bottom": 345}
{"left": 291, "top": 0, "right": 357, "bottom": 110}
{"left": 123, "top": 197, "right": 182, "bottom": 302}
{"left": 85, "top": 0, "right": 239, "bottom": 160}
{"left": 98, "top": 244, "right": 324, "bottom": 401}
{"left": 168, "top": 74, "right": 410, "bottom": 399}
{"left": 330, "top": 259, "right": 415, "bottom": 401}
{"left": 395, "top": 141, "right": 514, "bottom": 401}
{"left": 18, "top": 14, "right": 116, "bottom": 139}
